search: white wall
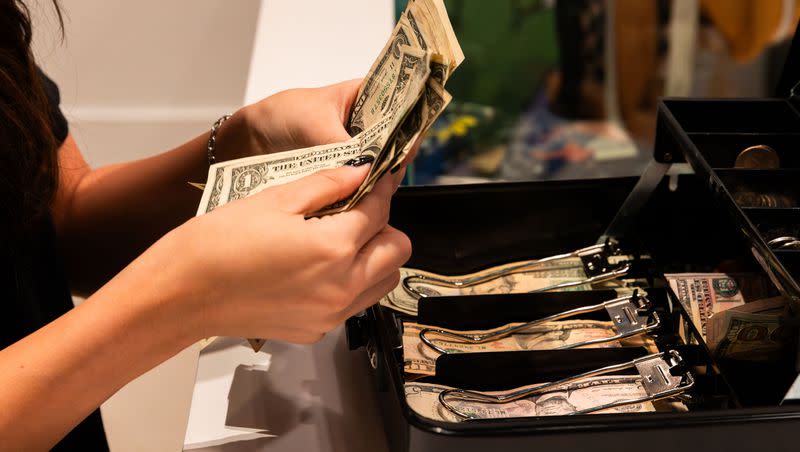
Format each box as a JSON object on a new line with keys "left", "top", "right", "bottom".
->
{"left": 31, "top": 1, "right": 392, "bottom": 451}
{"left": 33, "top": 0, "right": 260, "bottom": 166}
{"left": 244, "top": 0, "right": 394, "bottom": 103}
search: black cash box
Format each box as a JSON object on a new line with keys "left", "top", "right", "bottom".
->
{"left": 345, "top": 25, "right": 800, "bottom": 452}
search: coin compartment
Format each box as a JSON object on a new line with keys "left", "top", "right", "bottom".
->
{"left": 744, "top": 208, "right": 800, "bottom": 243}
{"left": 652, "top": 81, "right": 800, "bottom": 410}
{"left": 662, "top": 99, "right": 800, "bottom": 134}
{"left": 686, "top": 133, "right": 800, "bottom": 169}
{"left": 715, "top": 169, "right": 800, "bottom": 209}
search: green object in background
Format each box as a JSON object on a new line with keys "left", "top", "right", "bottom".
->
{"left": 395, "top": 0, "right": 558, "bottom": 120}
{"left": 395, "top": 0, "right": 560, "bottom": 185}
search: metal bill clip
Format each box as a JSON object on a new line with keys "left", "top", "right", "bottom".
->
{"left": 419, "top": 290, "right": 660, "bottom": 354}
{"left": 402, "top": 241, "right": 631, "bottom": 300}
{"left": 439, "top": 350, "right": 694, "bottom": 420}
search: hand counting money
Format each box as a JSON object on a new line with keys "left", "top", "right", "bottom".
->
{"left": 196, "top": 0, "right": 463, "bottom": 218}
{"left": 195, "top": 0, "right": 464, "bottom": 351}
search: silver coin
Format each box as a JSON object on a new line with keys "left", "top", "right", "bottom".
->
{"left": 768, "top": 236, "right": 800, "bottom": 250}
{"left": 780, "top": 240, "right": 800, "bottom": 250}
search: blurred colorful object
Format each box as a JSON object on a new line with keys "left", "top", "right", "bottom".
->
{"left": 411, "top": 101, "right": 497, "bottom": 185}
{"left": 500, "top": 95, "right": 638, "bottom": 180}
{"left": 395, "top": 0, "right": 788, "bottom": 185}
{"left": 396, "top": 0, "right": 559, "bottom": 184}
{"left": 700, "top": 0, "right": 800, "bottom": 62}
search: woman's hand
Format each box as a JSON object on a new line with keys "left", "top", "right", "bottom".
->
{"left": 239, "top": 79, "right": 361, "bottom": 155}
{"left": 216, "top": 79, "right": 425, "bottom": 173}
{"left": 163, "top": 162, "right": 410, "bottom": 343}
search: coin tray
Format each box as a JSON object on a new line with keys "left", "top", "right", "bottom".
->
{"left": 655, "top": 98, "right": 800, "bottom": 301}
{"left": 745, "top": 208, "right": 800, "bottom": 241}
{"left": 716, "top": 169, "right": 800, "bottom": 208}
{"left": 688, "top": 133, "right": 800, "bottom": 168}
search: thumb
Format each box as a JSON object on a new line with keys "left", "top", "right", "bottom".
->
{"left": 274, "top": 159, "right": 372, "bottom": 215}
{"left": 334, "top": 78, "right": 363, "bottom": 121}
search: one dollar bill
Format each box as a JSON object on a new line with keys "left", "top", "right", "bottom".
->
{"left": 197, "top": 0, "right": 463, "bottom": 218}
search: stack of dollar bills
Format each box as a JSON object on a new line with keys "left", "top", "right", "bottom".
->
{"left": 196, "top": 0, "right": 464, "bottom": 218}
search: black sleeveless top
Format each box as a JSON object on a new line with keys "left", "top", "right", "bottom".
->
{"left": 0, "top": 71, "right": 109, "bottom": 451}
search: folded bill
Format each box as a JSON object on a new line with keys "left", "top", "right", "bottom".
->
{"left": 706, "top": 296, "right": 790, "bottom": 361}
{"left": 665, "top": 272, "right": 774, "bottom": 343}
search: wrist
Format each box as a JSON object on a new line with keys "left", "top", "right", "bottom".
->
{"left": 239, "top": 103, "right": 275, "bottom": 153}
{"left": 109, "top": 227, "right": 208, "bottom": 347}
{"left": 210, "top": 108, "right": 260, "bottom": 163}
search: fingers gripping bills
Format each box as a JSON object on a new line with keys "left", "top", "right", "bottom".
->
{"left": 196, "top": 0, "right": 463, "bottom": 217}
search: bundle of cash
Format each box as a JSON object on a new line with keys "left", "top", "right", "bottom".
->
{"left": 196, "top": 0, "right": 464, "bottom": 217}
{"left": 403, "top": 320, "right": 657, "bottom": 376}
{"left": 405, "top": 376, "right": 688, "bottom": 422}
{"left": 665, "top": 272, "right": 774, "bottom": 343}
{"left": 382, "top": 255, "right": 637, "bottom": 315}
{"left": 706, "top": 296, "right": 790, "bottom": 361}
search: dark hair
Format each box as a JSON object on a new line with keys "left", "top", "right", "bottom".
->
{"left": 0, "top": 0, "right": 63, "bottom": 234}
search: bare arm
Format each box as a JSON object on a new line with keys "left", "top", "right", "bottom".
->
{"left": 52, "top": 113, "right": 252, "bottom": 295}
{"left": 0, "top": 80, "right": 413, "bottom": 450}
{"left": 55, "top": 80, "right": 361, "bottom": 295}
{"left": 0, "top": 232, "right": 198, "bottom": 450}
{"left": 0, "top": 162, "right": 410, "bottom": 450}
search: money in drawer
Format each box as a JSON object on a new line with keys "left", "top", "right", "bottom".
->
{"left": 344, "top": 25, "right": 800, "bottom": 452}
{"left": 346, "top": 176, "right": 799, "bottom": 451}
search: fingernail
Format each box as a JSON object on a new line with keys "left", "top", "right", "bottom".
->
{"left": 343, "top": 155, "right": 375, "bottom": 167}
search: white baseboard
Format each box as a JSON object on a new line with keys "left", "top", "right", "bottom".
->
{"left": 62, "top": 105, "right": 243, "bottom": 124}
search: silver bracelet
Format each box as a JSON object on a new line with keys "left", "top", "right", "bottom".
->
{"left": 207, "top": 113, "right": 232, "bottom": 165}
